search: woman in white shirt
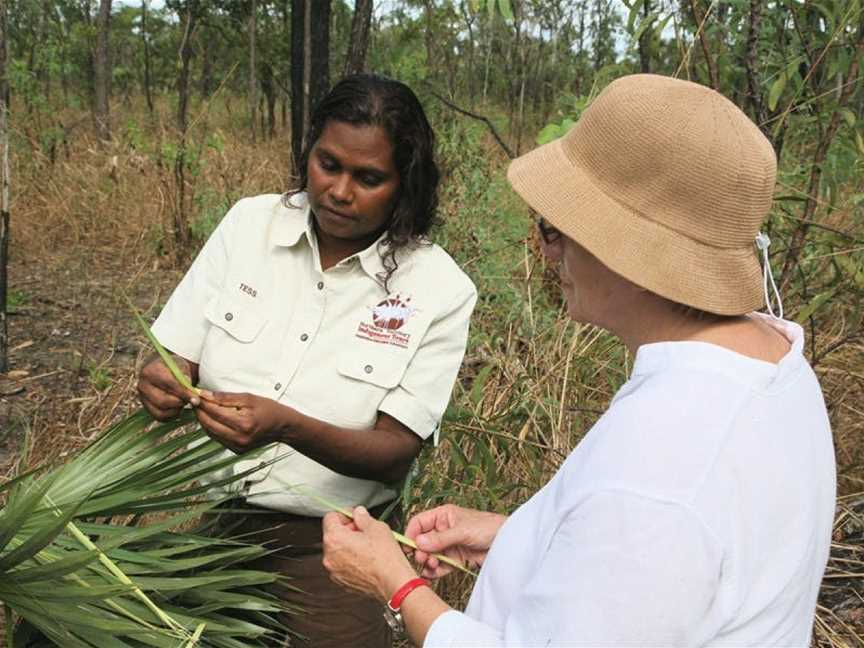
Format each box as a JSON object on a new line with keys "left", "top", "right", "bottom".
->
{"left": 321, "top": 74, "right": 835, "bottom": 647}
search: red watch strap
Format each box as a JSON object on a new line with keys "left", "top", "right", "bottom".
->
{"left": 388, "top": 577, "right": 429, "bottom": 611}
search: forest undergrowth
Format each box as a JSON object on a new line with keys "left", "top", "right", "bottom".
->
{"left": 1, "top": 96, "right": 863, "bottom": 646}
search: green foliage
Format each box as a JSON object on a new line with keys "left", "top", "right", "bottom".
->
{"left": 87, "top": 365, "right": 112, "bottom": 392}
{"left": 7, "top": 289, "right": 30, "bottom": 314}
{"left": 469, "top": 0, "right": 515, "bottom": 22}
{"left": 0, "top": 409, "right": 288, "bottom": 646}
{"left": 122, "top": 119, "right": 146, "bottom": 151}
{"left": 191, "top": 190, "right": 232, "bottom": 244}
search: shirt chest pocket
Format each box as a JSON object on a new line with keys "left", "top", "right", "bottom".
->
{"left": 200, "top": 296, "right": 269, "bottom": 385}
{"left": 337, "top": 348, "right": 411, "bottom": 390}
{"left": 204, "top": 296, "right": 268, "bottom": 342}
{"left": 322, "top": 344, "right": 415, "bottom": 429}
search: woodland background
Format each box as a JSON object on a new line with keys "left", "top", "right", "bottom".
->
{"left": 0, "top": 0, "right": 862, "bottom": 645}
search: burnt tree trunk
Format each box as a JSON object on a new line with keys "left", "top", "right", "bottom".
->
{"left": 93, "top": 0, "right": 112, "bottom": 140}
{"left": 290, "top": 0, "right": 331, "bottom": 172}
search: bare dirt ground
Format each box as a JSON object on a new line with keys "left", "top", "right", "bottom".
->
{"left": 0, "top": 250, "right": 182, "bottom": 472}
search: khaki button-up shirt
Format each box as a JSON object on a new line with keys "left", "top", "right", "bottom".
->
{"left": 152, "top": 194, "right": 477, "bottom": 515}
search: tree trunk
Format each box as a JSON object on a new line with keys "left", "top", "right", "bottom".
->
{"left": 291, "top": 0, "right": 330, "bottom": 172}
{"left": 637, "top": 0, "right": 652, "bottom": 73}
{"left": 482, "top": 13, "right": 492, "bottom": 103}
{"left": 743, "top": 0, "right": 766, "bottom": 128}
{"left": 688, "top": 0, "right": 719, "bottom": 90}
{"left": 141, "top": 0, "right": 153, "bottom": 114}
{"left": 0, "top": 0, "right": 9, "bottom": 373}
{"left": 176, "top": 1, "right": 197, "bottom": 133}
{"left": 281, "top": 1, "right": 289, "bottom": 129}
{"left": 200, "top": 25, "right": 213, "bottom": 97}
{"left": 309, "top": 1, "right": 331, "bottom": 111}
{"left": 290, "top": 0, "right": 305, "bottom": 171}
{"left": 460, "top": 1, "right": 476, "bottom": 107}
{"left": 424, "top": 0, "right": 435, "bottom": 81}
{"left": 248, "top": 0, "right": 258, "bottom": 141}
{"left": 174, "top": 0, "right": 199, "bottom": 252}
{"left": 93, "top": 0, "right": 112, "bottom": 141}
{"left": 260, "top": 62, "right": 276, "bottom": 139}
{"left": 344, "top": 0, "right": 372, "bottom": 76}
{"left": 575, "top": 3, "right": 585, "bottom": 96}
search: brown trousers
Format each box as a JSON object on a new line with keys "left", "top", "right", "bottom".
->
{"left": 214, "top": 501, "right": 396, "bottom": 648}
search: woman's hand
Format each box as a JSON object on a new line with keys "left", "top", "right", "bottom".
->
{"left": 137, "top": 357, "right": 199, "bottom": 421}
{"left": 322, "top": 506, "right": 417, "bottom": 602}
{"left": 405, "top": 504, "right": 507, "bottom": 579}
{"left": 194, "top": 390, "right": 290, "bottom": 453}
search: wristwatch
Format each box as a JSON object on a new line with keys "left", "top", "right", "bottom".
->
{"left": 383, "top": 577, "right": 429, "bottom": 635}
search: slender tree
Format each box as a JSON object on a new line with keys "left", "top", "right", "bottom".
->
{"left": 169, "top": 0, "right": 202, "bottom": 251}
{"left": 93, "top": 0, "right": 112, "bottom": 140}
{"left": 248, "top": 0, "right": 258, "bottom": 141}
{"left": 344, "top": 0, "right": 372, "bottom": 76}
{"left": 175, "top": 0, "right": 198, "bottom": 133}
{"left": 290, "top": 0, "right": 331, "bottom": 171}
{"left": 688, "top": 0, "right": 719, "bottom": 89}
{"left": 141, "top": 0, "right": 154, "bottom": 114}
{"left": 637, "top": 0, "right": 652, "bottom": 73}
{"left": 0, "top": 0, "right": 8, "bottom": 373}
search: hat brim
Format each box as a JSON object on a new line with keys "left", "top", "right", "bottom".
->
{"left": 507, "top": 138, "right": 764, "bottom": 316}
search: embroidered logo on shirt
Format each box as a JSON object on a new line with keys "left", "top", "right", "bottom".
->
{"left": 356, "top": 295, "right": 417, "bottom": 349}
{"left": 239, "top": 283, "right": 258, "bottom": 298}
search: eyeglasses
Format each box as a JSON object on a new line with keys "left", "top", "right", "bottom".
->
{"left": 536, "top": 217, "right": 562, "bottom": 244}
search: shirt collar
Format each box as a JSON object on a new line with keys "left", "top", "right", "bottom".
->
{"left": 270, "top": 192, "right": 392, "bottom": 285}
{"left": 353, "top": 235, "right": 390, "bottom": 284}
{"left": 629, "top": 314, "right": 805, "bottom": 391}
{"left": 270, "top": 193, "right": 311, "bottom": 247}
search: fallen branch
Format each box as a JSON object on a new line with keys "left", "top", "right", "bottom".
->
{"left": 425, "top": 86, "right": 514, "bottom": 159}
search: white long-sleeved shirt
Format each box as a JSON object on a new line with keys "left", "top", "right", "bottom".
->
{"left": 426, "top": 316, "right": 835, "bottom": 647}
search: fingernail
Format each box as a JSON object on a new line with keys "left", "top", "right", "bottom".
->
{"left": 356, "top": 505, "right": 368, "bottom": 514}
{"left": 190, "top": 397, "right": 200, "bottom": 407}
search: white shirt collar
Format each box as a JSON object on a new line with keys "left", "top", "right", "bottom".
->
{"left": 630, "top": 314, "right": 806, "bottom": 391}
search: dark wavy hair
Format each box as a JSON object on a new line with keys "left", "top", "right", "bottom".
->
{"left": 286, "top": 74, "right": 439, "bottom": 291}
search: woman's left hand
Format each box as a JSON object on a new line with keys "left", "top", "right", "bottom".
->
{"left": 322, "top": 506, "right": 418, "bottom": 602}
{"left": 193, "top": 390, "right": 289, "bottom": 453}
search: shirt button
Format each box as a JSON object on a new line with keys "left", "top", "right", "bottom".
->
{"left": 364, "top": 364, "right": 373, "bottom": 374}
{"left": 317, "top": 281, "right": 324, "bottom": 290}
{"left": 224, "top": 312, "right": 233, "bottom": 321}
{"left": 274, "top": 382, "right": 282, "bottom": 391}
{"left": 300, "top": 333, "right": 309, "bottom": 341}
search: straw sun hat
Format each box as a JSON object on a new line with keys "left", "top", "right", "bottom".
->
{"left": 507, "top": 74, "right": 778, "bottom": 316}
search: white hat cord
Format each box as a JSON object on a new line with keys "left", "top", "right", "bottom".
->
{"left": 756, "top": 232, "right": 783, "bottom": 319}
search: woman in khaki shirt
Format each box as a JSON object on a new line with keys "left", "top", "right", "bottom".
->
{"left": 137, "top": 74, "right": 476, "bottom": 647}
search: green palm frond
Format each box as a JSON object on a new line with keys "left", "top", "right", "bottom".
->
{"left": 0, "top": 408, "right": 295, "bottom": 647}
